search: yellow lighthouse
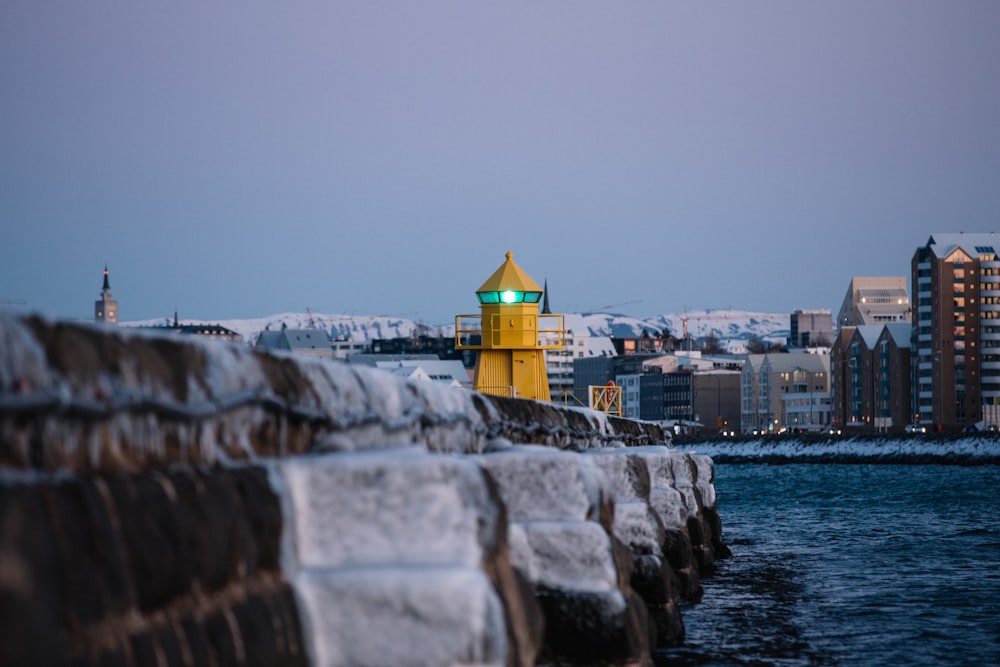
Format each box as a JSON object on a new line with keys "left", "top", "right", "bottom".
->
{"left": 456, "top": 252, "right": 565, "bottom": 401}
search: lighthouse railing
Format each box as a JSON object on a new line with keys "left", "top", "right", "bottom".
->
{"left": 455, "top": 314, "right": 565, "bottom": 350}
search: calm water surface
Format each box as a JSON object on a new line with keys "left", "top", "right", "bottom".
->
{"left": 656, "top": 464, "right": 1000, "bottom": 666}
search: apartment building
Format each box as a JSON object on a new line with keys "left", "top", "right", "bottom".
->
{"left": 830, "top": 276, "right": 915, "bottom": 432}
{"left": 877, "top": 323, "right": 913, "bottom": 429}
{"left": 742, "top": 352, "right": 830, "bottom": 433}
{"left": 830, "top": 323, "right": 911, "bottom": 431}
{"left": 836, "top": 276, "right": 911, "bottom": 328}
{"left": 832, "top": 325, "right": 882, "bottom": 428}
{"left": 912, "top": 232, "right": 1000, "bottom": 431}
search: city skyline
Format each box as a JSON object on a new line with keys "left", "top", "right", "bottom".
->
{"left": 2, "top": 3, "right": 998, "bottom": 325}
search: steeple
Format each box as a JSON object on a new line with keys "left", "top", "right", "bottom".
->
{"left": 541, "top": 278, "right": 552, "bottom": 315}
{"left": 94, "top": 265, "right": 119, "bottom": 324}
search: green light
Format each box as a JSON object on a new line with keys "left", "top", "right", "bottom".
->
{"left": 476, "top": 291, "right": 499, "bottom": 304}
{"left": 478, "top": 289, "right": 543, "bottom": 305}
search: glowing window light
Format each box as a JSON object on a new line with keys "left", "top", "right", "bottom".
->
{"left": 476, "top": 290, "right": 542, "bottom": 304}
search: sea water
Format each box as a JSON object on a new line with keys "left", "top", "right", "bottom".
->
{"left": 656, "top": 463, "right": 1000, "bottom": 666}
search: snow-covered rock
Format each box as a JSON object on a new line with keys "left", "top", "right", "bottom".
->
{"left": 476, "top": 446, "right": 655, "bottom": 662}
{"left": 275, "top": 448, "right": 543, "bottom": 667}
{"left": 0, "top": 313, "right": 734, "bottom": 665}
{"left": 688, "top": 436, "right": 1000, "bottom": 464}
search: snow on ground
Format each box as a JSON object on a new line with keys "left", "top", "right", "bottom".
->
{"left": 683, "top": 436, "right": 1000, "bottom": 464}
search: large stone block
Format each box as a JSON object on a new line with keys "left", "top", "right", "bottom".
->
{"left": 279, "top": 448, "right": 542, "bottom": 666}
{"left": 509, "top": 521, "right": 620, "bottom": 594}
{"left": 476, "top": 445, "right": 612, "bottom": 526}
{"left": 296, "top": 567, "right": 506, "bottom": 667}
{"left": 279, "top": 449, "right": 499, "bottom": 569}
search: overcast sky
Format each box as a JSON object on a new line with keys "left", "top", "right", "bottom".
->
{"left": 2, "top": 2, "right": 998, "bottom": 326}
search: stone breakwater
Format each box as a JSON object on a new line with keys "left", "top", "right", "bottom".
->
{"left": 0, "top": 314, "right": 728, "bottom": 666}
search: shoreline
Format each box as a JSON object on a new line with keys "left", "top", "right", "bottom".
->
{"left": 676, "top": 434, "right": 1000, "bottom": 465}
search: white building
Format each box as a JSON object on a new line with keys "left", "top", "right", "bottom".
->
{"left": 614, "top": 373, "right": 642, "bottom": 418}
{"left": 349, "top": 355, "right": 470, "bottom": 387}
{"left": 545, "top": 314, "right": 616, "bottom": 400}
{"left": 836, "top": 277, "right": 911, "bottom": 329}
{"left": 332, "top": 339, "right": 368, "bottom": 360}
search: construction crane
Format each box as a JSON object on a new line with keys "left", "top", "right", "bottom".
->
{"left": 680, "top": 307, "right": 732, "bottom": 350}
{"left": 306, "top": 307, "right": 318, "bottom": 329}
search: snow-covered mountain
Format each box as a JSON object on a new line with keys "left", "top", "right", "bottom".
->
{"left": 125, "top": 308, "right": 790, "bottom": 350}
{"left": 567, "top": 309, "right": 790, "bottom": 350}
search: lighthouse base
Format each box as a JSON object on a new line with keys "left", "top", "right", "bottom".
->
{"left": 473, "top": 349, "right": 551, "bottom": 401}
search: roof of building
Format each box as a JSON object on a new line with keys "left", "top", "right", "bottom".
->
{"left": 692, "top": 368, "right": 742, "bottom": 376}
{"left": 171, "top": 324, "right": 241, "bottom": 338}
{"left": 852, "top": 324, "right": 885, "bottom": 349}
{"left": 742, "top": 354, "right": 766, "bottom": 373}
{"left": 476, "top": 251, "right": 543, "bottom": 294}
{"left": 372, "top": 358, "right": 469, "bottom": 385}
{"left": 253, "top": 328, "right": 331, "bottom": 351}
{"left": 255, "top": 330, "right": 283, "bottom": 349}
{"left": 280, "top": 329, "right": 331, "bottom": 350}
{"left": 763, "top": 352, "right": 829, "bottom": 374}
{"left": 881, "top": 323, "right": 913, "bottom": 349}
{"left": 348, "top": 353, "right": 441, "bottom": 366}
{"left": 926, "top": 232, "right": 1000, "bottom": 259}
{"left": 383, "top": 366, "right": 432, "bottom": 381}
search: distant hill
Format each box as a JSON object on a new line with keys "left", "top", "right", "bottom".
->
{"left": 567, "top": 310, "right": 791, "bottom": 351}
{"left": 125, "top": 308, "right": 791, "bottom": 351}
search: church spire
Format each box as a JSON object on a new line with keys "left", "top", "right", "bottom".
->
{"left": 541, "top": 278, "right": 552, "bottom": 315}
{"left": 95, "top": 265, "right": 119, "bottom": 324}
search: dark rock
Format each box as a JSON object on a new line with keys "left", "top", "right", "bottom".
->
{"left": 535, "top": 585, "right": 651, "bottom": 666}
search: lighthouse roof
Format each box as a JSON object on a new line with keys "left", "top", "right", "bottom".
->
{"left": 476, "top": 252, "right": 543, "bottom": 294}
